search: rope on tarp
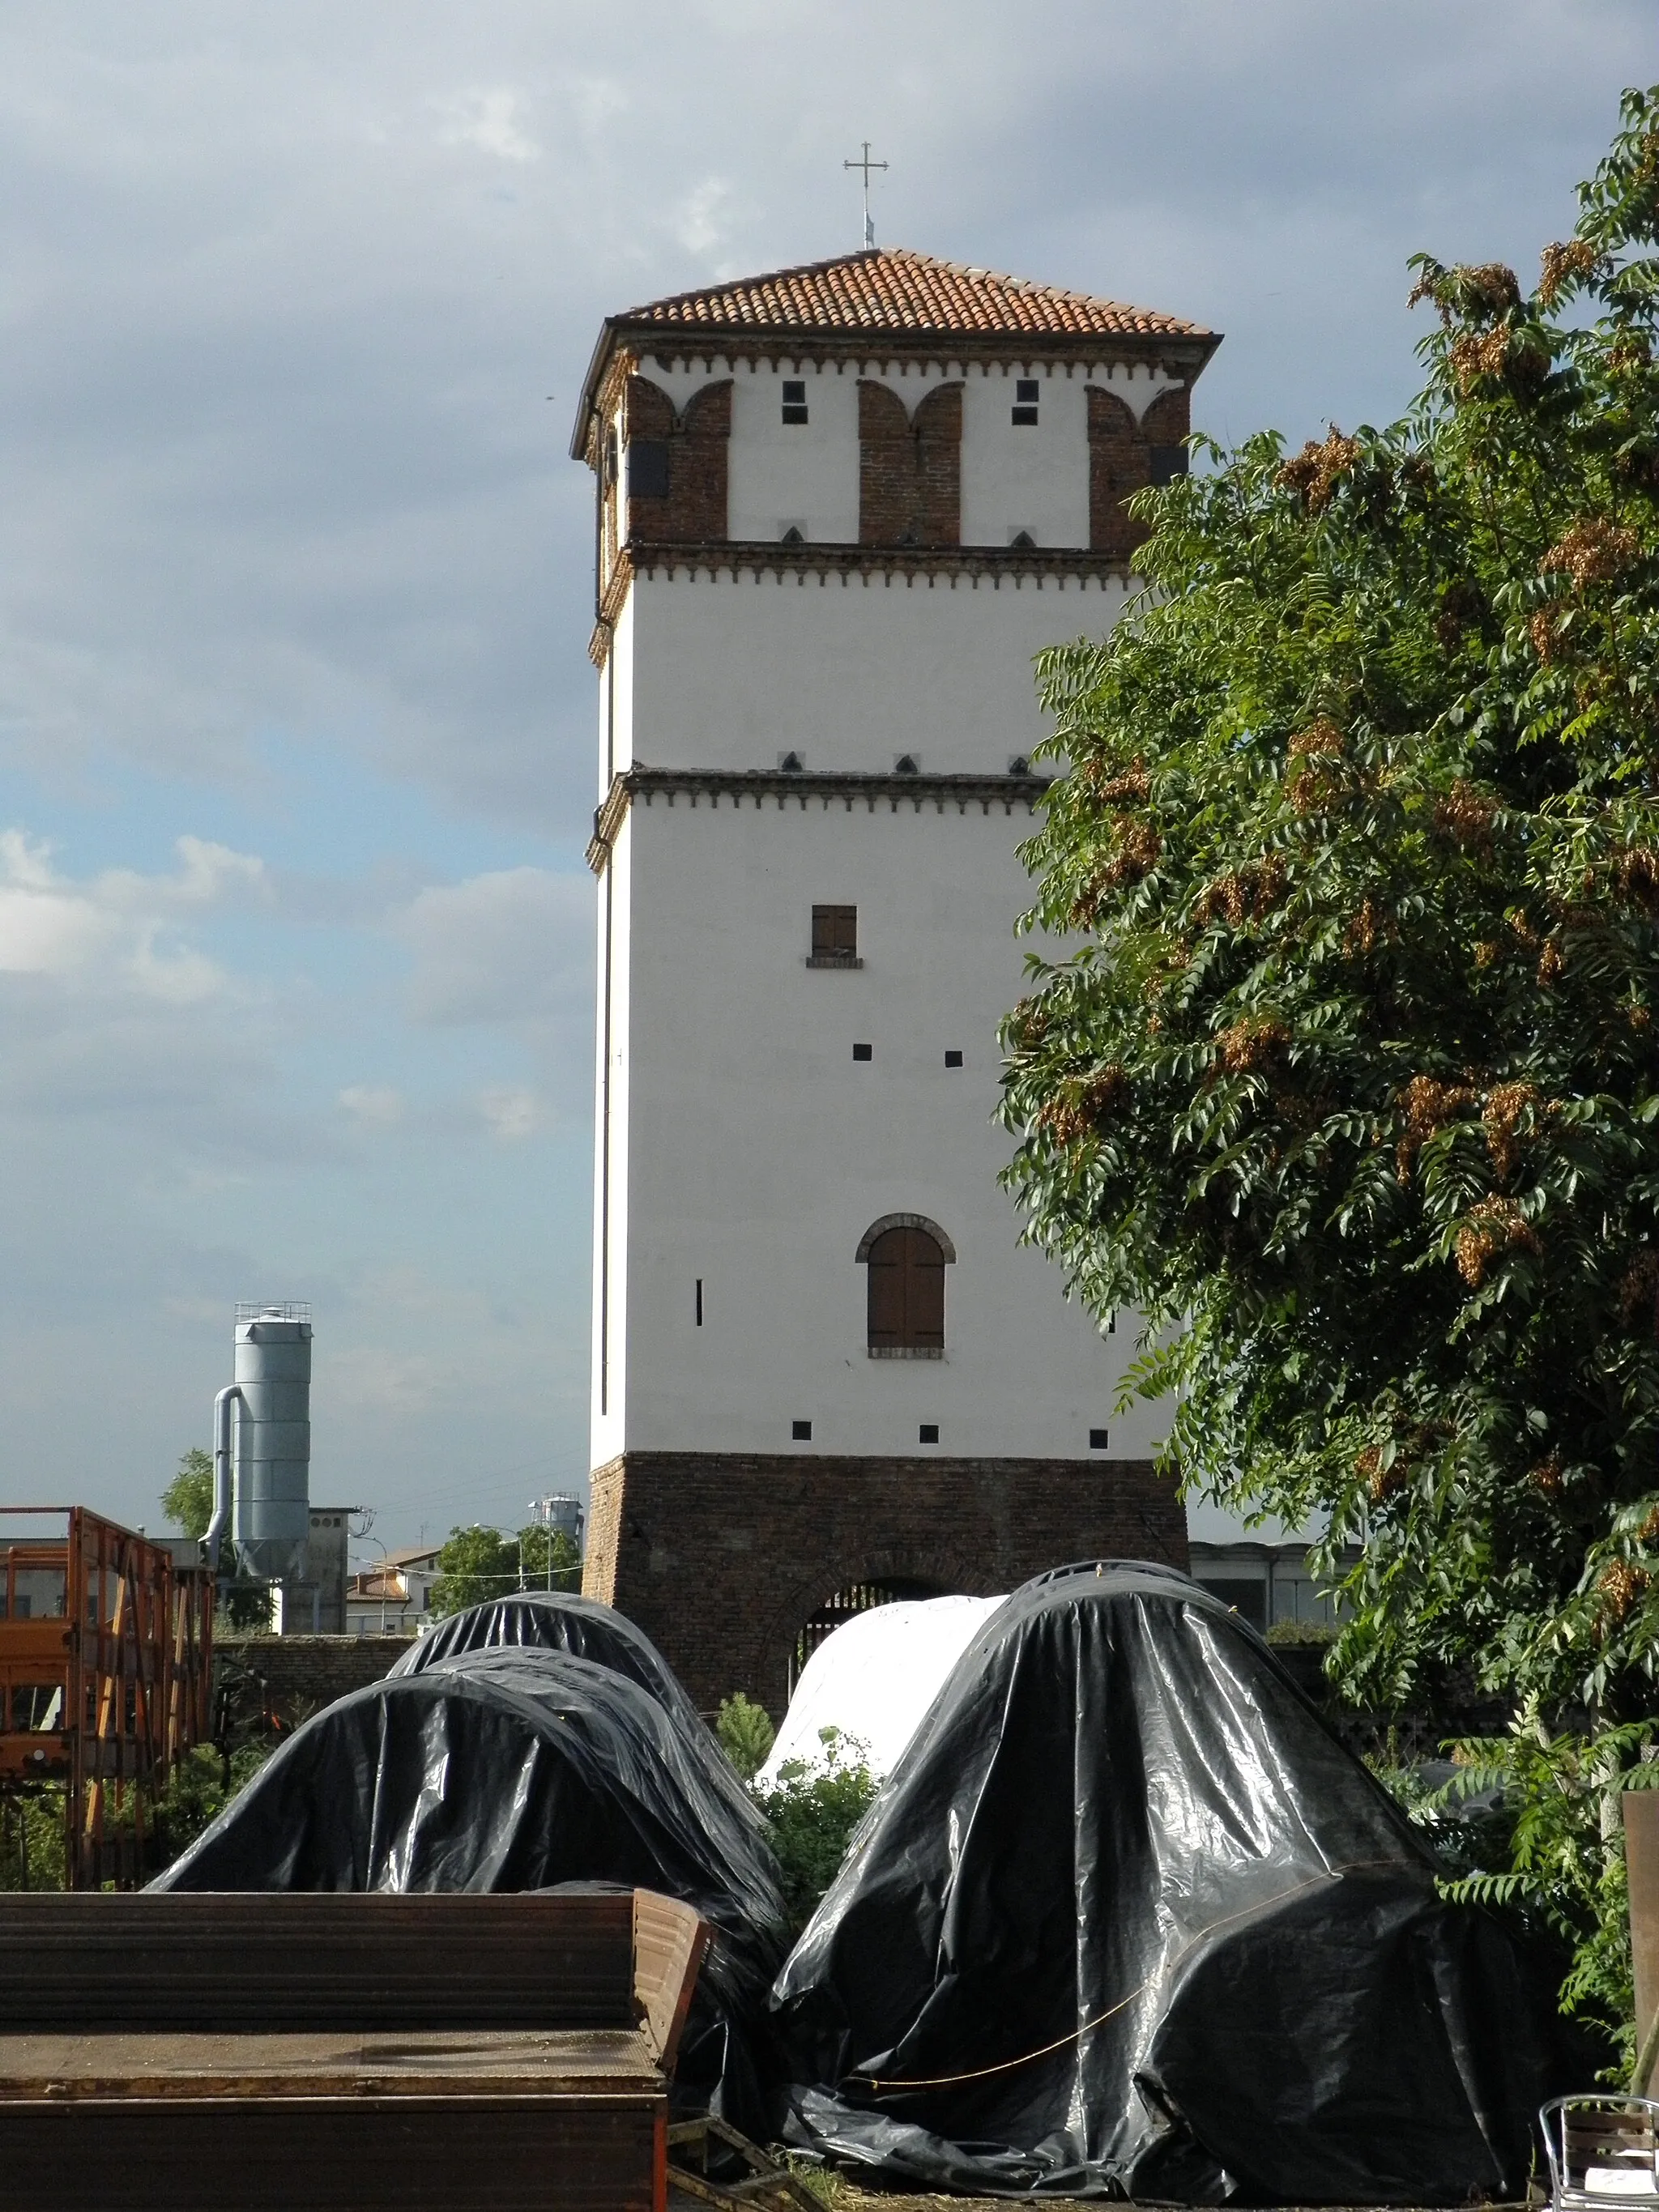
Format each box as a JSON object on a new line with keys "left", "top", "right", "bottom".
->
{"left": 848, "top": 1856, "right": 1409, "bottom": 2095}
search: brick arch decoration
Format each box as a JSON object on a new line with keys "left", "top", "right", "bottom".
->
{"left": 1088, "top": 381, "right": 1191, "bottom": 560}
{"left": 858, "top": 380, "right": 962, "bottom": 548}
{"left": 742, "top": 1539, "right": 1001, "bottom": 1710}
{"left": 624, "top": 373, "right": 731, "bottom": 544}
{"left": 855, "top": 1212, "right": 956, "bottom": 1264}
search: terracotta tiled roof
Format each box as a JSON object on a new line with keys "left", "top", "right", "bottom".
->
{"left": 618, "top": 246, "right": 1211, "bottom": 343}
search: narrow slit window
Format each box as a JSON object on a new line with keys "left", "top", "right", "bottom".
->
{"left": 782, "top": 379, "right": 808, "bottom": 425}
{"left": 919, "top": 1423, "right": 939, "bottom": 1444}
{"left": 1090, "top": 1427, "right": 1110, "bottom": 1450}
{"left": 810, "top": 905, "right": 859, "bottom": 966}
{"left": 695, "top": 1279, "right": 703, "bottom": 1327}
{"left": 1012, "top": 377, "right": 1039, "bottom": 427}
{"left": 792, "top": 1419, "right": 812, "bottom": 1441}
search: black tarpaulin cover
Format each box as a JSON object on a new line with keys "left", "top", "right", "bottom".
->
{"left": 770, "top": 1560, "right": 1564, "bottom": 2203}
{"left": 151, "top": 1646, "right": 790, "bottom": 2124}
{"left": 390, "top": 1590, "right": 709, "bottom": 1742}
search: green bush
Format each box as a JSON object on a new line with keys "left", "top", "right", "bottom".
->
{"left": 750, "top": 1726, "right": 880, "bottom": 1934}
{"left": 0, "top": 1788, "right": 67, "bottom": 1890}
{"left": 715, "top": 1691, "right": 775, "bottom": 1782}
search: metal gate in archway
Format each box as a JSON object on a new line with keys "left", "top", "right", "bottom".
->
{"left": 789, "top": 1577, "right": 940, "bottom": 1696}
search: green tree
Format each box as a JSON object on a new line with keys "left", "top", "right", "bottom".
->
{"left": 160, "top": 1446, "right": 271, "bottom": 1629}
{"left": 716, "top": 1691, "right": 776, "bottom": 1781}
{"left": 160, "top": 1447, "right": 214, "bottom": 1540}
{"left": 429, "top": 1522, "right": 582, "bottom": 1618}
{"left": 1000, "top": 86, "right": 1659, "bottom": 2063}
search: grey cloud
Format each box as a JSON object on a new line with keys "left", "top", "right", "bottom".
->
{"left": 395, "top": 865, "right": 591, "bottom": 1026}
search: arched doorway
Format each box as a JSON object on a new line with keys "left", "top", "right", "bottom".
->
{"left": 790, "top": 1576, "right": 941, "bottom": 1696}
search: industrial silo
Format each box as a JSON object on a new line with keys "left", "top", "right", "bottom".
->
{"left": 231, "top": 1303, "right": 312, "bottom": 1584}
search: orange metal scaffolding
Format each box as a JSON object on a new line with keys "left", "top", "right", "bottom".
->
{"left": 0, "top": 1507, "right": 214, "bottom": 1888}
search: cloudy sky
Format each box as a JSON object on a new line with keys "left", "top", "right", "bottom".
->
{"left": 1, "top": 1, "right": 1651, "bottom": 1562}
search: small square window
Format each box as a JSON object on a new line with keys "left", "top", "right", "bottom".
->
{"left": 1012, "top": 377, "right": 1039, "bottom": 427}
{"left": 1090, "top": 1427, "right": 1110, "bottom": 1450}
{"left": 792, "top": 1419, "right": 812, "bottom": 1441}
{"left": 852, "top": 1041, "right": 872, "bottom": 1061}
{"left": 945, "top": 1050, "right": 963, "bottom": 1068}
{"left": 1150, "top": 445, "right": 1188, "bottom": 487}
{"left": 782, "top": 379, "right": 808, "bottom": 425}
{"left": 919, "top": 1423, "right": 940, "bottom": 1444}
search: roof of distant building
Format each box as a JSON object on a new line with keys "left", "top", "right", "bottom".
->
{"left": 574, "top": 246, "right": 1217, "bottom": 454}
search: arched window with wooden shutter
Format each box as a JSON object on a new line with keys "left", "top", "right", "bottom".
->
{"left": 858, "top": 1215, "right": 954, "bottom": 1356}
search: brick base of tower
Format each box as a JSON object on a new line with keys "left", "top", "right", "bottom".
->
{"left": 582, "top": 1451, "right": 1188, "bottom": 1718}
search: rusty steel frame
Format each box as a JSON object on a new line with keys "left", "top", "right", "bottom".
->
{"left": 0, "top": 1507, "right": 214, "bottom": 1888}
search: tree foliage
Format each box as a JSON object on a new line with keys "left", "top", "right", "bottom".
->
{"left": 1000, "top": 86, "right": 1659, "bottom": 2057}
{"left": 428, "top": 1521, "right": 581, "bottom": 1618}
{"left": 750, "top": 1727, "right": 879, "bottom": 1935}
{"left": 160, "top": 1445, "right": 271, "bottom": 1629}
{"left": 160, "top": 1447, "right": 214, "bottom": 1541}
{"left": 716, "top": 1690, "right": 777, "bottom": 1781}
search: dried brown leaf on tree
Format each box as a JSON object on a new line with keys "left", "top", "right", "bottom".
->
{"left": 1537, "top": 241, "right": 1602, "bottom": 308}
{"left": 1034, "top": 1065, "right": 1129, "bottom": 1145}
{"left": 1276, "top": 431, "right": 1363, "bottom": 514}
{"left": 1598, "top": 1558, "right": 1650, "bottom": 1626}
{"left": 1194, "top": 854, "right": 1288, "bottom": 927}
{"left": 1433, "top": 779, "right": 1497, "bottom": 850}
{"left": 1530, "top": 1451, "right": 1565, "bottom": 1499}
{"left": 1396, "top": 1074, "right": 1478, "bottom": 1179}
{"left": 1454, "top": 1196, "right": 1540, "bottom": 1287}
{"left": 1216, "top": 1014, "right": 1290, "bottom": 1074}
{"left": 1483, "top": 1082, "right": 1541, "bottom": 1178}
{"left": 1540, "top": 516, "right": 1642, "bottom": 589}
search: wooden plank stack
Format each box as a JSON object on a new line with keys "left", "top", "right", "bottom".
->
{"left": 0, "top": 1886, "right": 708, "bottom": 2212}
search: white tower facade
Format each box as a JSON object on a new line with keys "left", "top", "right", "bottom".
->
{"left": 573, "top": 249, "right": 1219, "bottom": 1712}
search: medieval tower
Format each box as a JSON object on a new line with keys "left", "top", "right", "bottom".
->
{"left": 573, "top": 248, "right": 1221, "bottom": 1713}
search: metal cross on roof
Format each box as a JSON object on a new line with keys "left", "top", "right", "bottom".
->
{"left": 843, "top": 140, "right": 889, "bottom": 249}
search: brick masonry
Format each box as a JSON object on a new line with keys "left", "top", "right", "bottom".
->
{"left": 625, "top": 373, "right": 731, "bottom": 543}
{"left": 858, "top": 381, "right": 962, "bottom": 545}
{"left": 1088, "top": 383, "right": 1191, "bottom": 558}
{"left": 214, "top": 1632, "right": 413, "bottom": 1723}
{"left": 582, "top": 1451, "right": 1188, "bottom": 1717}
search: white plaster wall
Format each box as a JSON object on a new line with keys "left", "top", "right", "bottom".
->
{"left": 615, "top": 568, "right": 1128, "bottom": 775}
{"left": 599, "top": 792, "right": 1165, "bottom": 1464}
{"left": 590, "top": 809, "right": 633, "bottom": 1468}
{"left": 960, "top": 365, "right": 1090, "bottom": 548}
{"left": 727, "top": 363, "right": 859, "bottom": 543}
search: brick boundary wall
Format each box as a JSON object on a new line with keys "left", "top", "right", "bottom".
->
{"left": 582, "top": 1451, "right": 1187, "bottom": 1717}
{"left": 214, "top": 1633, "right": 415, "bottom": 1719}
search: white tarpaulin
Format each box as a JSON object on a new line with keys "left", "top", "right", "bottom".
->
{"left": 759, "top": 1594, "right": 1006, "bottom": 1785}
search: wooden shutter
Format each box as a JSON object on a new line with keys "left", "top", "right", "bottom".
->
{"left": 867, "top": 1228, "right": 906, "bottom": 1346}
{"left": 865, "top": 1225, "right": 945, "bottom": 1349}
{"left": 906, "top": 1228, "right": 945, "bottom": 1348}
{"left": 812, "top": 906, "right": 857, "bottom": 959}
